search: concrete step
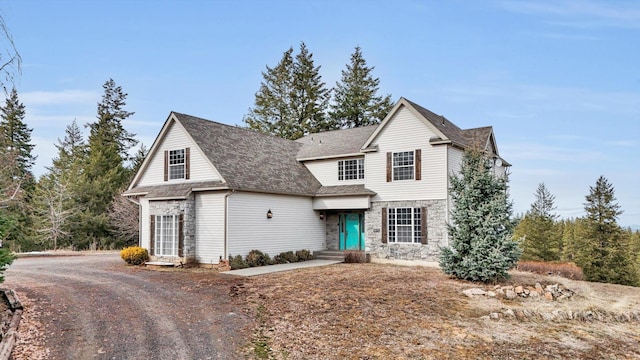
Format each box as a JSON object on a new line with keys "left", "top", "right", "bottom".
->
{"left": 314, "top": 250, "right": 345, "bottom": 262}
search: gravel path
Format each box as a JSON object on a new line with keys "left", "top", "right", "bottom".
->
{"left": 3, "top": 254, "right": 251, "bottom": 360}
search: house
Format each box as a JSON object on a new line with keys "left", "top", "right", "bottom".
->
{"left": 123, "top": 97, "right": 510, "bottom": 265}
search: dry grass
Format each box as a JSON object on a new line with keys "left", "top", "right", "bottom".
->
{"left": 517, "top": 261, "right": 584, "bottom": 280}
{"left": 235, "top": 264, "right": 640, "bottom": 360}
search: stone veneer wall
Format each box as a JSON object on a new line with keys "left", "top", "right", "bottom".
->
{"left": 148, "top": 194, "right": 196, "bottom": 263}
{"left": 325, "top": 213, "right": 340, "bottom": 250}
{"left": 365, "top": 200, "right": 448, "bottom": 261}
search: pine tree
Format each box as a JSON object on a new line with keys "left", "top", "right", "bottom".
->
{"left": 291, "top": 42, "right": 332, "bottom": 136}
{"left": 0, "top": 88, "right": 35, "bottom": 176}
{"left": 329, "top": 46, "right": 393, "bottom": 128}
{"left": 514, "top": 183, "right": 562, "bottom": 261}
{"left": 244, "top": 43, "right": 332, "bottom": 140}
{"left": 439, "top": 150, "right": 521, "bottom": 282}
{"left": 76, "top": 79, "right": 137, "bottom": 248}
{"left": 0, "top": 88, "right": 36, "bottom": 251}
{"left": 576, "top": 176, "right": 639, "bottom": 286}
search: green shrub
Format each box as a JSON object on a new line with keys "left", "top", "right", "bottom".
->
{"left": 274, "top": 251, "right": 297, "bottom": 264}
{"left": 120, "top": 246, "right": 149, "bottom": 265}
{"left": 295, "top": 249, "right": 313, "bottom": 261}
{"left": 229, "top": 254, "right": 248, "bottom": 270}
{"left": 246, "top": 250, "right": 272, "bottom": 267}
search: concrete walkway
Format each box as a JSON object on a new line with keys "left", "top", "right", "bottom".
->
{"left": 222, "top": 259, "right": 343, "bottom": 277}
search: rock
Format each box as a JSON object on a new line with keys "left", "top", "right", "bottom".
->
{"left": 535, "top": 282, "right": 543, "bottom": 290}
{"left": 462, "top": 288, "right": 487, "bottom": 298}
{"left": 505, "top": 289, "right": 517, "bottom": 300}
{"left": 487, "top": 291, "right": 497, "bottom": 297}
{"left": 489, "top": 312, "right": 500, "bottom": 320}
{"left": 544, "top": 291, "right": 554, "bottom": 300}
{"left": 515, "top": 286, "right": 524, "bottom": 294}
{"left": 503, "top": 309, "right": 515, "bottom": 318}
{"left": 529, "top": 291, "right": 540, "bottom": 298}
{"left": 495, "top": 288, "right": 505, "bottom": 295}
{"left": 523, "top": 288, "right": 531, "bottom": 296}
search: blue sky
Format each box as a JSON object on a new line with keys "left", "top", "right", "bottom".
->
{"left": 2, "top": 0, "right": 639, "bottom": 226}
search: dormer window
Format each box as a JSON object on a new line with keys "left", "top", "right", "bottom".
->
{"left": 164, "top": 148, "right": 190, "bottom": 181}
{"left": 338, "top": 158, "right": 364, "bottom": 181}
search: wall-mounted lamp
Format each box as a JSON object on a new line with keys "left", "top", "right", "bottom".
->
{"left": 267, "top": 209, "right": 273, "bottom": 219}
{"left": 319, "top": 212, "right": 325, "bottom": 220}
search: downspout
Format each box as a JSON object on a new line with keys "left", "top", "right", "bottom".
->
{"left": 224, "top": 190, "right": 234, "bottom": 261}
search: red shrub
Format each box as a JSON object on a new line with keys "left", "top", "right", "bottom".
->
{"left": 517, "top": 261, "right": 584, "bottom": 280}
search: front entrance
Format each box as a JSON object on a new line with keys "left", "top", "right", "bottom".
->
{"left": 339, "top": 213, "right": 364, "bottom": 250}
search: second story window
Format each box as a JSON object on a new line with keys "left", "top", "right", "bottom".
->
{"left": 338, "top": 158, "right": 364, "bottom": 180}
{"left": 169, "top": 149, "right": 185, "bottom": 179}
{"left": 393, "top": 151, "right": 414, "bottom": 181}
{"left": 164, "top": 147, "right": 190, "bottom": 181}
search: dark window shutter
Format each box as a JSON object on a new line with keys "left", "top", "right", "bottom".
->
{"left": 163, "top": 150, "right": 168, "bottom": 181}
{"left": 185, "top": 147, "right": 190, "bottom": 180}
{"left": 381, "top": 207, "right": 388, "bottom": 244}
{"left": 178, "top": 214, "right": 184, "bottom": 257}
{"left": 415, "top": 149, "right": 422, "bottom": 180}
{"left": 386, "top": 152, "right": 392, "bottom": 182}
{"left": 149, "top": 215, "right": 155, "bottom": 256}
{"left": 420, "top": 207, "right": 427, "bottom": 245}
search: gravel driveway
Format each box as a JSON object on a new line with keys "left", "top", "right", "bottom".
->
{"left": 3, "top": 254, "right": 251, "bottom": 360}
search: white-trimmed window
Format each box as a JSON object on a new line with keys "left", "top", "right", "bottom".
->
{"left": 387, "top": 208, "right": 421, "bottom": 243}
{"left": 338, "top": 158, "right": 364, "bottom": 180}
{"left": 168, "top": 149, "right": 185, "bottom": 180}
{"left": 393, "top": 151, "right": 414, "bottom": 181}
{"left": 154, "top": 215, "right": 179, "bottom": 256}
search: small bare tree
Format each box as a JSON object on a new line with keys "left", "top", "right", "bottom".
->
{"left": 31, "top": 175, "right": 78, "bottom": 250}
{"left": 0, "top": 15, "right": 21, "bottom": 91}
{"left": 108, "top": 193, "right": 139, "bottom": 247}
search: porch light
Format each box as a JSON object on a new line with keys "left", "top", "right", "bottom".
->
{"left": 267, "top": 209, "right": 273, "bottom": 219}
{"left": 319, "top": 212, "right": 325, "bottom": 220}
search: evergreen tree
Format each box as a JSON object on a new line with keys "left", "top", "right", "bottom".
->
{"left": 514, "top": 183, "right": 562, "bottom": 261}
{"left": 0, "top": 88, "right": 35, "bottom": 176}
{"left": 291, "top": 42, "right": 332, "bottom": 136}
{"left": 329, "top": 46, "right": 393, "bottom": 128}
{"left": 439, "top": 150, "right": 521, "bottom": 282}
{"left": 244, "top": 43, "right": 332, "bottom": 140}
{"left": 243, "top": 47, "right": 294, "bottom": 137}
{"left": 0, "top": 88, "right": 36, "bottom": 251}
{"left": 76, "top": 79, "right": 137, "bottom": 248}
{"left": 576, "top": 176, "right": 639, "bottom": 286}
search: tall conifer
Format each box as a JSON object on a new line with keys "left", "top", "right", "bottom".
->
{"left": 329, "top": 46, "right": 393, "bottom": 128}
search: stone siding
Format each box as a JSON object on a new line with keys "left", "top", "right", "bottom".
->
{"left": 148, "top": 194, "right": 196, "bottom": 263}
{"left": 365, "top": 200, "right": 448, "bottom": 261}
{"left": 325, "top": 213, "right": 340, "bottom": 250}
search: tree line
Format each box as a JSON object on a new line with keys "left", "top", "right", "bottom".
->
{"left": 514, "top": 180, "right": 640, "bottom": 286}
{"left": 0, "top": 80, "right": 145, "bottom": 252}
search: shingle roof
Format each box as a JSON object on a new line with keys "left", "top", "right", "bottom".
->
{"left": 295, "top": 126, "right": 378, "bottom": 160}
{"left": 123, "top": 180, "right": 227, "bottom": 198}
{"left": 174, "top": 113, "right": 322, "bottom": 196}
{"left": 462, "top": 126, "right": 493, "bottom": 151}
{"left": 315, "top": 184, "right": 376, "bottom": 197}
{"left": 403, "top": 98, "right": 468, "bottom": 147}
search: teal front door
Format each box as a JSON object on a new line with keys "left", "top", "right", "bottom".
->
{"left": 339, "top": 213, "right": 364, "bottom": 250}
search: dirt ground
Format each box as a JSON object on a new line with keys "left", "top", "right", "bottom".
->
{"left": 4, "top": 256, "right": 639, "bottom": 359}
{"left": 4, "top": 254, "right": 251, "bottom": 360}
{"left": 234, "top": 263, "right": 640, "bottom": 360}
